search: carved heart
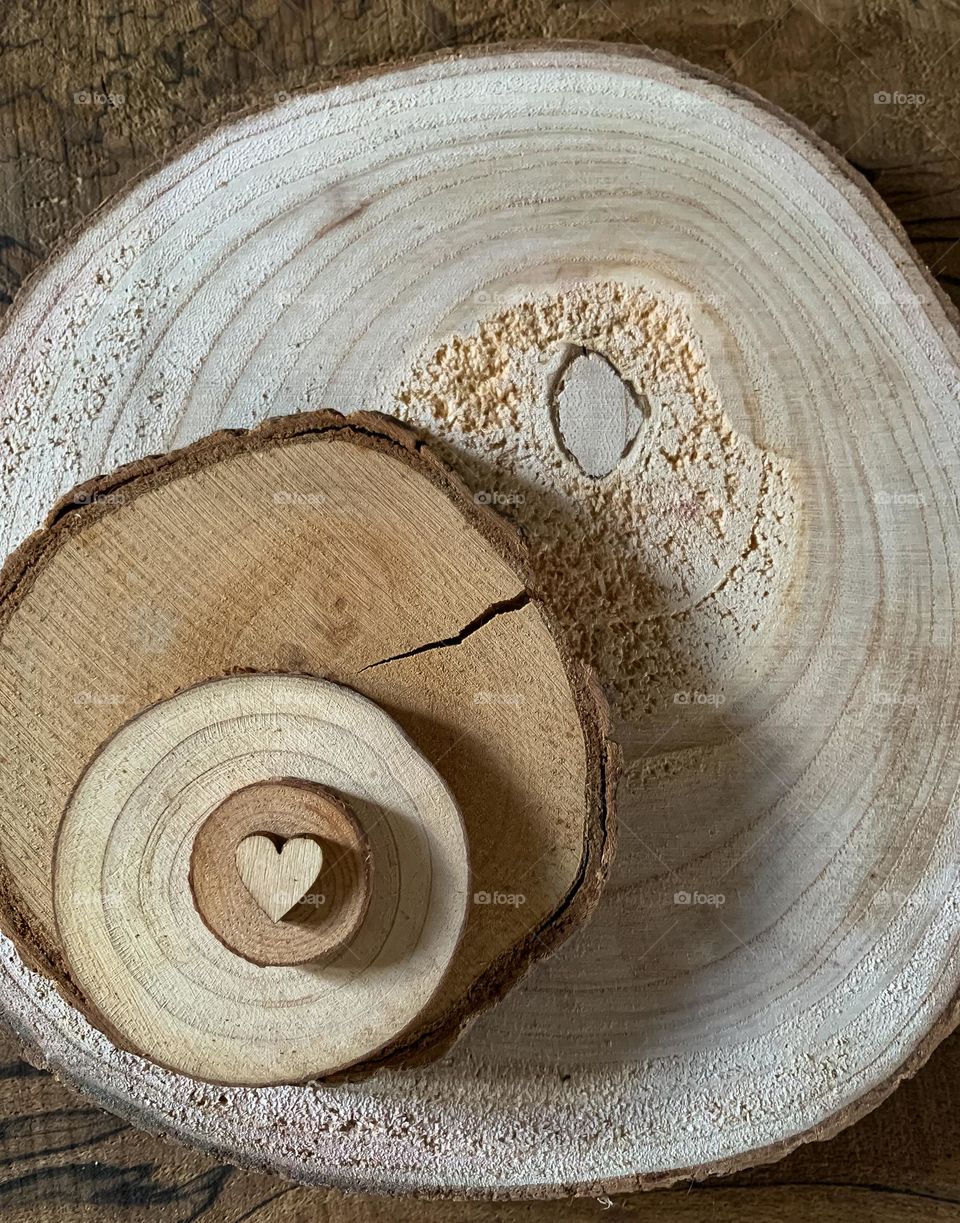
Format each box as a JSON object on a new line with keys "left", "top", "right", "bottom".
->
{"left": 235, "top": 835, "right": 323, "bottom": 922}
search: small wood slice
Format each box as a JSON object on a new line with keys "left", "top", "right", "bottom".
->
{"left": 192, "top": 779, "right": 371, "bottom": 962}
{"left": 55, "top": 673, "right": 468, "bottom": 1084}
{"left": 0, "top": 410, "right": 616, "bottom": 1086}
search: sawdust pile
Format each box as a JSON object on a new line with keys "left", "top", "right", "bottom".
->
{"left": 395, "top": 282, "right": 798, "bottom": 722}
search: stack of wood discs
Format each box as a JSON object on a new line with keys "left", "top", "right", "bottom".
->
{"left": 0, "top": 410, "right": 615, "bottom": 1086}
{"left": 0, "top": 42, "right": 960, "bottom": 1199}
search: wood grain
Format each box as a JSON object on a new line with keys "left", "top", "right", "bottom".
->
{"left": 54, "top": 674, "right": 469, "bottom": 1085}
{"left": 192, "top": 780, "right": 370, "bottom": 966}
{"left": 0, "top": 1016, "right": 958, "bottom": 1219}
{"left": 235, "top": 834, "right": 325, "bottom": 924}
{"left": 2, "top": 1, "right": 959, "bottom": 316}
{"left": 2, "top": 0, "right": 960, "bottom": 1216}
{"left": 0, "top": 410, "right": 614, "bottom": 1087}
{"left": 0, "top": 42, "right": 958, "bottom": 1194}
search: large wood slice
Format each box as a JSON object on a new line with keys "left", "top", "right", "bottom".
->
{"left": 0, "top": 42, "right": 959, "bottom": 1194}
{"left": 0, "top": 410, "right": 615, "bottom": 1085}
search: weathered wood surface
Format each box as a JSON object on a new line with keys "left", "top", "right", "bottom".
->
{"left": 0, "top": 1016, "right": 958, "bottom": 1218}
{"left": 1, "top": 0, "right": 960, "bottom": 1217}
{"left": 4, "top": 39, "right": 960, "bottom": 1193}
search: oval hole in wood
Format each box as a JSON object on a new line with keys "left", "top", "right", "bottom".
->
{"left": 550, "top": 347, "right": 648, "bottom": 478}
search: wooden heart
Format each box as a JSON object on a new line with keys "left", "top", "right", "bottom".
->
{"left": 235, "top": 835, "right": 323, "bottom": 922}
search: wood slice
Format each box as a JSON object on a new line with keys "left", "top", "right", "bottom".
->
{"left": 56, "top": 673, "right": 467, "bottom": 1084}
{"left": 0, "top": 409, "right": 615, "bottom": 1086}
{"left": 0, "top": 41, "right": 959, "bottom": 1195}
{"left": 192, "top": 779, "right": 371, "bottom": 962}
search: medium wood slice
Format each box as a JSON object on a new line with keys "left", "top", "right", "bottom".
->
{"left": 0, "top": 42, "right": 959, "bottom": 1195}
{"left": 0, "top": 410, "right": 615, "bottom": 1086}
{"left": 56, "top": 673, "right": 468, "bottom": 1084}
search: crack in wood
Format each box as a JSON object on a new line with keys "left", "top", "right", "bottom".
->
{"left": 358, "top": 590, "right": 531, "bottom": 671}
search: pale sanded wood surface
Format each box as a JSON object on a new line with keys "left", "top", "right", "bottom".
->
{"left": 1, "top": 43, "right": 959, "bottom": 1195}
{"left": 235, "top": 834, "right": 325, "bottom": 924}
{"left": 553, "top": 350, "right": 647, "bottom": 478}
{"left": 0, "top": 1014, "right": 958, "bottom": 1219}
{"left": 54, "top": 675, "right": 469, "bottom": 1085}
{"left": 1, "top": 0, "right": 960, "bottom": 1217}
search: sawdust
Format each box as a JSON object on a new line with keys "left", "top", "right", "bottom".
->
{"left": 396, "top": 282, "right": 799, "bottom": 722}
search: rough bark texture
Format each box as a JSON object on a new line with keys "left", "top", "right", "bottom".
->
{"left": 0, "top": 0, "right": 959, "bottom": 1217}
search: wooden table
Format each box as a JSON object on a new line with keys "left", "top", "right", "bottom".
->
{"left": 1, "top": 1, "right": 959, "bottom": 1217}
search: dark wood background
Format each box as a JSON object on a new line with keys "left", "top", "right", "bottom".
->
{"left": 1, "top": 1, "right": 960, "bottom": 1218}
